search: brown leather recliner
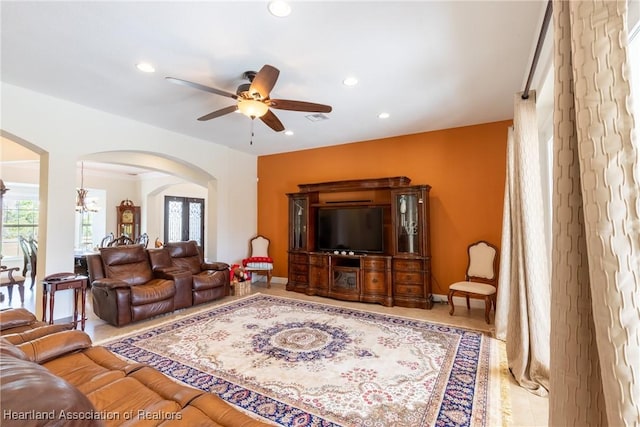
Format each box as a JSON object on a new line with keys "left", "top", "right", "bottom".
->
{"left": 151, "top": 241, "right": 230, "bottom": 306}
{"left": 87, "top": 245, "right": 190, "bottom": 326}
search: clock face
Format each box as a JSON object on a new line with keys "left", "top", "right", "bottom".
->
{"left": 122, "top": 209, "right": 134, "bottom": 223}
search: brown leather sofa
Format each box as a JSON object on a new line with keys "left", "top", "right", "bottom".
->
{"left": 150, "top": 241, "right": 230, "bottom": 306}
{"left": 87, "top": 245, "right": 192, "bottom": 327}
{"left": 0, "top": 309, "right": 270, "bottom": 427}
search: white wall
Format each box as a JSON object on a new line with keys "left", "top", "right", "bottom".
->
{"left": 1, "top": 82, "right": 258, "bottom": 320}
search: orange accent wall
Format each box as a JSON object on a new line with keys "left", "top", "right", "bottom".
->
{"left": 257, "top": 120, "right": 509, "bottom": 296}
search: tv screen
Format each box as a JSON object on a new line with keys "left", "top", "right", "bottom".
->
{"left": 316, "top": 207, "right": 384, "bottom": 253}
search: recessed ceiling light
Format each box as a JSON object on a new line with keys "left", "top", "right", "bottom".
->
{"left": 378, "top": 112, "right": 390, "bottom": 119}
{"left": 268, "top": 1, "right": 291, "bottom": 17}
{"left": 284, "top": 130, "right": 294, "bottom": 136}
{"left": 136, "top": 62, "right": 155, "bottom": 73}
{"left": 343, "top": 77, "right": 358, "bottom": 87}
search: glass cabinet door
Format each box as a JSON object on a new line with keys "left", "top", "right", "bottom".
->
{"left": 289, "top": 196, "right": 308, "bottom": 251}
{"left": 396, "top": 193, "right": 420, "bottom": 255}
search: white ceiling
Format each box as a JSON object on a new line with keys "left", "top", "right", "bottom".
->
{"left": 1, "top": 1, "right": 546, "bottom": 157}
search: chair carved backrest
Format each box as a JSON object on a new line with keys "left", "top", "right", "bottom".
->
{"left": 108, "top": 235, "right": 135, "bottom": 247}
{"left": 466, "top": 241, "right": 498, "bottom": 285}
{"left": 18, "top": 236, "right": 37, "bottom": 283}
{"left": 100, "top": 232, "right": 115, "bottom": 248}
{"left": 18, "top": 236, "right": 32, "bottom": 276}
{"left": 250, "top": 235, "right": 270, "bottom": 258}
{"left": 135, "top": 233, "right": 149, "bottom": 248}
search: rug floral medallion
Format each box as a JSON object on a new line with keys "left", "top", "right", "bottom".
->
{"left": 102, "top": 294, "right": 509, "bottom": 427}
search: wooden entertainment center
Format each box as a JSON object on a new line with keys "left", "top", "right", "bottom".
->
{"left": 286, "top": 177, "right": 433, "bottom": 309}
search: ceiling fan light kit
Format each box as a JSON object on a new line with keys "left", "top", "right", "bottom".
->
{"left": 166, "top": 64, "right": 332, "bottom": 139}
{"left": 238, "top": 99, "right": 269, "bottom": 118}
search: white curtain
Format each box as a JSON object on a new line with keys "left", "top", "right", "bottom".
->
{"left": 495, "top": 92, "right": 551, "bottom": 396}
{"left": 550, "top": 0, "right": 640, "bottom": 425}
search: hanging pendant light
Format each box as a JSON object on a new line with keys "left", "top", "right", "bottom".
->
{"left": 76, "top": 162, "right": 99, "bottom": 213}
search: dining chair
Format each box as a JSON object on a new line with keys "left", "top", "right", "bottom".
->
{"left": 18, "top": 236, "right": 37, "bottom": 288}
{"left": 100, "top": 232, "right": 115, "bottom": 248}
{"left": 0, "top": 266, "right": 26, "bottom": 306}
{"left": 135, "top": 233, "right": 149, "bottom": 248}
{"left": 107, "top": 235, "right": 135, "bottom": 247}
{"left": 447, "top": 240, "right": 499, "bottom": 324}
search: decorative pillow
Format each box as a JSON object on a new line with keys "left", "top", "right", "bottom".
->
{"left": 242, "top": 257, "right": 273, "bottom": 269}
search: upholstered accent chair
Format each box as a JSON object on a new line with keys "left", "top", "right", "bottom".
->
{"left": 87, "top": 245, "right": 188, "bottom": 326}
{"left": 160, "top": 241, "right": 230, "bottom": 305}
{"left": 242, "top": 235, "right": 273, "bottom": 288}
{"left": 447, "top": 240, "right": 499, "bottom": 324}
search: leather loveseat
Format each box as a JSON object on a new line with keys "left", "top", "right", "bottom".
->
{"left": 87, "top": 245, "right": 193, "bottom": 327}
{"left": 149, "top": 241, "right": 230, "bottom": 306}
{"left": 0, "top": 308, "right": 270, "bottom": 427}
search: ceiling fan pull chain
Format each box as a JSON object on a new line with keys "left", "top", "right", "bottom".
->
{"left": 250, "top": 117, "right": 255, "bottom": 145}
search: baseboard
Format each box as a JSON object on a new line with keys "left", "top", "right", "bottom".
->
{"left": 432, "top": 293, "right": 486, "bottom": 309}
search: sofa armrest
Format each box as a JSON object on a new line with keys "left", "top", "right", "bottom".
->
{"left": 202, "top": 262, "right": 229, "bottom": 271}
{"left": 17, "top": 330, "right": 92, "bottom": 364}
{"left": 153, "top": 266, "right": 188, "bottom": 278}
{"left": 0, "top": 308, "right": 38, "bottom": 331}
{"left": 2, "top": 323, "right": 74, "bottom": 345}
{"left": 91, "top": 278, "right": 131, "bottom": 290}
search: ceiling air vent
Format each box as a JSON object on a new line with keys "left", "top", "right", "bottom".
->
{"left": 305, "top": 113, "right": 329, "bottom": 122}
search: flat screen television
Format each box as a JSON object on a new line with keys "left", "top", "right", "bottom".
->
{"left": 316, "top": 206, "right": 384, "bottom": 254}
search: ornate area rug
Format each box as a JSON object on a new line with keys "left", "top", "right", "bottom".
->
{"left": 100, "top": 294, "right": 510, "bottom": 426}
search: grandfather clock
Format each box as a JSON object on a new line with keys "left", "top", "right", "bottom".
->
{"left": 116, "top": 199, "right": 140, "bottom": 239}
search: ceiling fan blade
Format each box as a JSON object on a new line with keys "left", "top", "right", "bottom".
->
{"left": 269, "top": 99, "right": 332, "bottom": 113}
{"left": 260, "top": 109, "right": 285, "bottom": 132}
{"left": 166, "top": 77, "right": 237, "bottom": 99}
{"left": 249, "top": 65, "right": 280, "bottom": 100}
{"left": 197, "top": 105, "right": 238, "bottom": 121}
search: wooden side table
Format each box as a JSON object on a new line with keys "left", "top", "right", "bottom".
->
{"left": 42, "top": 273, "right": 88, "bottom": 331}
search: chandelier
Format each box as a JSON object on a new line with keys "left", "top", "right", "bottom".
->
{"left": 76, "top": 162, "right": 99, "bottom": 213}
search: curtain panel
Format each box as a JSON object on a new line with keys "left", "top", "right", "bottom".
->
{"left": 495, "top": 93, "right": 551, "bottom": 397}
{"left": 550, "top": 1, "right": 640, "bottom": 425}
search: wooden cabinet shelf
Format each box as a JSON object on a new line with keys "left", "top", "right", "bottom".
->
{"left": 287, "top": 177, "right": 433, "bottom": 309}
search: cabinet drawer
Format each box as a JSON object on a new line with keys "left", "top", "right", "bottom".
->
{"left": 363, "top": 271, "right": 387, "bottom": 293}
{"left": 393, "top": 259, "right": 423, "bottom": 271}
{"left": 309, "top": 255, "right": 328, "bottom": 266}
{"left": 290, "top": 263, "right": 308, "bottom": 274}
{"left": 310, "top": 266, "right": 329, "bottom": 286}
{"left": 290, "top": 253, "right": 308, "bottom": 264}
{"left": 290, "top": 273, "right": 308, "bottom": 283}
{"left": 395, "top": 284, "right": 424, "bottom": 297}
{"left": 394, "top": 271, "right": 423, "bottom": 285}
{"left": 362, "top": 258, "right": 389, "bottom": 270}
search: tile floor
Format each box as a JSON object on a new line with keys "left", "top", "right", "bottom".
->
{"left": 1, "top": 279, "right": 548, "bottom": 427}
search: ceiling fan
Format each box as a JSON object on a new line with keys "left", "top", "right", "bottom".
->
{"left": 166, "top": 65, "right": 332, "bottom": 132}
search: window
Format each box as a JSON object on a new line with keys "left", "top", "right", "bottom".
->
{"left": 1, "top": 183, "right": 38, "bottom": 259}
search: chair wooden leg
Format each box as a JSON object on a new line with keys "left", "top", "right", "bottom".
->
{"left": 6, "top": 285, "right": 13, "bottom": 305}
{"left": 448, "top": 290, "right": 455, "bottom": 315}
{"left": 466, "top": 295, "right": 470, "bottom": 310}
{"left": 18, "top": 284, "right": 25, "bottom": 307}
{"left": 484, "top": 295, "right": 491, "bottom": 324}
{"left": 267, "top": 270, "right": 272, "bottom": 289}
